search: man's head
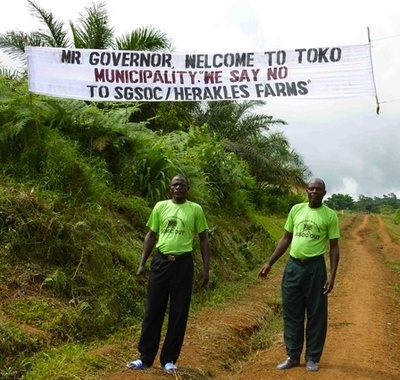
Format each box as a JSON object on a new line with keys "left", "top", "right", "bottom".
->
{"left": 306, "top": 178, "right": 326, "bottom": 208}
{"left": 169, "top": 175, "right": 189, "bottom": 203}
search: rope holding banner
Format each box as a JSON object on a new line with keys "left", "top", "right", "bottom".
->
{"left": 367, "top": 26, "right": 380, "bottom": 115}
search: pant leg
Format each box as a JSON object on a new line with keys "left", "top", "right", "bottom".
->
{"left": 281, "top": 259, "right": 306, "bottom": 362}
{"left": 138, "top": 254, "right": 171, "bottom": 366}
{"left": 160, "top": 255, "right": 194, "bottom": 366}
{"left": 304, "top": 259, "right": 328, "bottom": 362}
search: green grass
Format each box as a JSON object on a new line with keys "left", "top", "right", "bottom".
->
{"left": 23, "top": 342, "right": 114, "bottom": 380}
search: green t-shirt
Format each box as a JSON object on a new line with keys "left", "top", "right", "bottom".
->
{"left": 284, "top": 202, "right": 340, "bottom": 259}
{"left": 147, "top": 199, "right": 209, "bottom": 254}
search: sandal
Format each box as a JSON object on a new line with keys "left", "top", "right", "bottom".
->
{"left": 126, "top": 359, "right": 147, "bottom": 370}
{"left": 276, "top": 357, "right": 300, "bottom": 370}
{"left": 164, "top": 362, "right": 178, "bottom": 373}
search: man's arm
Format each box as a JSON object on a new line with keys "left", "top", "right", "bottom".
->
{"left": 324, "top": 238, "right": 340, "bottom": 294}
{"left": 198, "top": 230, "right": 210, "bottom": 289}
{"left": 136, "top": 229, "right": 157, "bottom": 284}
{"left": 258, "top": 230, "right": 293, "bottom": 279}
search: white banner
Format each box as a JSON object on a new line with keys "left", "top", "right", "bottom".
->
{"left": 26, "top": 45, "right": 377, "bottom": 102}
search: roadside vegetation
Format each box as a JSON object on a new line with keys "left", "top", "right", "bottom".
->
{"left": 1, "top": 1, "right": 399, "bottom": 379}
{"left": 0, "top": 72, "right": 302, "bottom": 378}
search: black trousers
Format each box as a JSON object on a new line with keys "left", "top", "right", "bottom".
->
{"left": 138, "top": 251, "right": 194, "bottom": 367}
{"left": 281, "top": 256, "right": 328, "bottom": 363}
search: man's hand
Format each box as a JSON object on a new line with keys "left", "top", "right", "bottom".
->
{"left": 258, "top": 263, "right": 271, "bottom": 279}
{"left": 198, "top": 269, "right": 209, "bottom": 289}
{"left": 136, "top": 266, "right": 146, "bottom": 286}
{"left": 323, "top": 275, "right": 335, "bottom": 294}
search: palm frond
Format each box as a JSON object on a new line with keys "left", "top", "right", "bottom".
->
{"left": 115, "top": 27, "right": 171, "bottom": 51}
{"left": 0, "top": 31, "right": 45, "bottom": 62}
{"left": 27, "top": 0, "right": 70, "bottom": 47}
{"left": 70, "top": 1, "right": 114, "bottom": 49}
{"left": 198, "top": 100, "right": 287, "bottom": 142}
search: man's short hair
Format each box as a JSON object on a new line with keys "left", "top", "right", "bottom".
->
{"left": 172, "top": 174, "right": 189, "bottom": 187}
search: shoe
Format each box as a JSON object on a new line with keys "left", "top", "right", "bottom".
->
{"left": 164, "top": 362, "right": 177, "bottom": 373}
{"left": 306, "top": 360, "right": 319, "bottom": 371}
{"left": 126, "top": 359, "right": 147, "bottom": 370}
{"left": 276, "top": 357, "right": 300, "bottom": 370}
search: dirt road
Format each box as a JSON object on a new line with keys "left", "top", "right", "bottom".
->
{"left": 106, "top": 214, "right": 400, "bottom": 379}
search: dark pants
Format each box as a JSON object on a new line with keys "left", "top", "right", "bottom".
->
{"left": 281, "top": 256, "right": 328, "bottom": 363}
{"left": 138, "top": 251, "right": 194, "bottom": 367}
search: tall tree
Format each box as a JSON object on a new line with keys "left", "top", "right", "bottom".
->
{"left": 325, "top": 193, "right": 355, "bottom": 211}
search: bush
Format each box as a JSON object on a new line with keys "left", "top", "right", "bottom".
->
{"left": 394, "top": 209, "right": 400, "bottom": 225}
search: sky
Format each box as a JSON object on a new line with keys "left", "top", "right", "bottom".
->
{"left": 1, "top": 0, "right": 399, "bottom": 200}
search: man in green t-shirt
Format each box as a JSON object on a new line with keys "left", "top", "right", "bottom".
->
{"left": 127, "top": 175, "right": 210, "bottom": 374}
{"left": 258, "top": 178, "right": 340, "bottom": 372}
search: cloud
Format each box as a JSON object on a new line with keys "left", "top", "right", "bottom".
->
{"left": 332, "top": 177, "right": 360, "bottom": 197}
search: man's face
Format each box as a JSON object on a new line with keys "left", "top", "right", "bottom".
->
{"left": 307, "top": 180, "right": 326, "bottom": 207}
{"left": 170, "top": 176, "right": 188, "bottom": 202}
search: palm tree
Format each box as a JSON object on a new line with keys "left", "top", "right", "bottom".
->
{"left": 195, "top": 100, "right": 310, "bottom": 190}
{"left": 246, "top": 131, "right": 310, "bottom": 189}
{"left": 0, "top": 0, "right": 172, "bottom": 65}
